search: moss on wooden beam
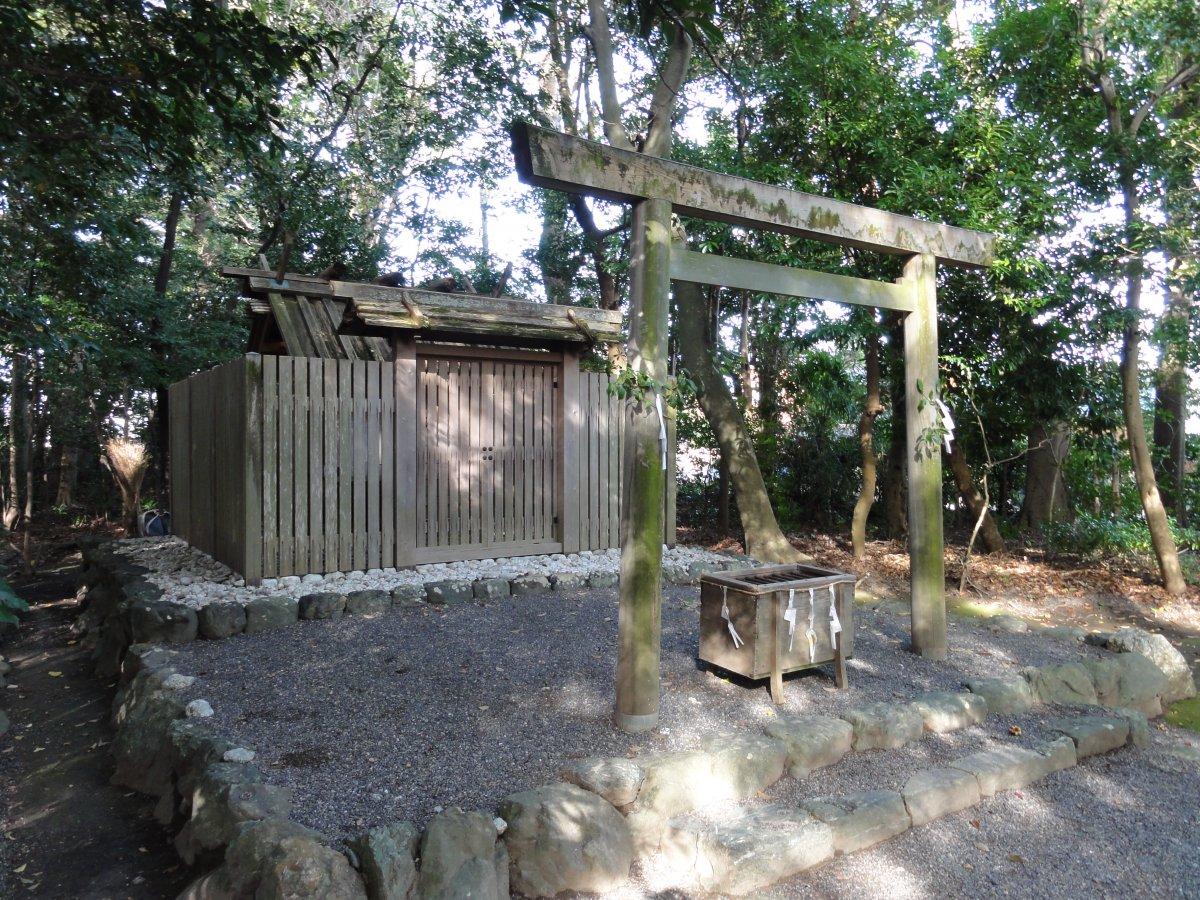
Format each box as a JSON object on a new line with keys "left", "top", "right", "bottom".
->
{"left": 512, "top": 123, "right": 996, "bottom": 268}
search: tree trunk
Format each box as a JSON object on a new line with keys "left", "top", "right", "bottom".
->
{"left": 946, "top": 440, "right": 1005, "bottom": 553}
{"left": 1152, "top": 250, "right": 1189, "bottom": 519}
{"left": 851, "top": 319, "right": 883, "bottom": 560}
{"left": 1116, "top": 164, "right": 1186, "bottom": 595}
{"left": 55, "top": 446, "right": 81, "bottom": 508}
{"left": 675, "top": 281, "right": 802, "bottom": 563}
{"left": 4, "top": 351, "right": 27, "bottom": 531}
{"left": 716, "top": 454, "right": 731, "bottom": 535}
{"left": 151, "top": 190, "right": 183, "bottom": 503}
{"left": 1019, "top": 421, "right": 1074, "bottom": 527}
{"left": 882, "top": 313, "right": 907, "bottom": 539}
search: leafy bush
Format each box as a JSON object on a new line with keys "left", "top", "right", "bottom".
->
{"left": 0, "top": 576, "right": 29, "bottom": 625}
{"left": 1044, "top": 513, "right": 1200, "bottom": 579}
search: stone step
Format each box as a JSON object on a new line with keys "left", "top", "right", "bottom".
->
{"left": 640, "top": 713, "right": 1133, "bottom": 896}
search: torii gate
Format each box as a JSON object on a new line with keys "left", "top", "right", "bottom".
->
{"left": 511, "top": 122, "right": 996, "bottom": 732}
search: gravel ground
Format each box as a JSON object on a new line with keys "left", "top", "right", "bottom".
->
{"left": 164, "top": 583, "right": 1200, "bottom": 896}
{"left": 169, "top": 585, "right": 1107, "bottom": 830}
{"left": 783, "top": 732, "right": 1200, "bottom": 899}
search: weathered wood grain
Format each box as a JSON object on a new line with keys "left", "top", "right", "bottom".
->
{"left": 512, "top": 122, "right": 996, "bottom": 268}
{"left": 670, "top": 244, "right": 915, "bottom": 312}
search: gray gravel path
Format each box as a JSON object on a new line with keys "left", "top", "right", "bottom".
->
{"left": 166, "top": 585, "right": 1200, "bottom": 896}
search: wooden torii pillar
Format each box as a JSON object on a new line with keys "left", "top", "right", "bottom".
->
{"left": 512, "top": 123, "right": 996, "bottom": 731}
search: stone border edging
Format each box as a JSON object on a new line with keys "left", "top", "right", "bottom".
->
{"left": 74, "top": 545, "right": 1197, "bottom": 899}
{"left": 74, "top": 542, "right": 749, "bottom": 674}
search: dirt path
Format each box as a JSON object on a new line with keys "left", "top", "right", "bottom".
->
{"left": 0, "top": 554, "right": 190, "bottom": 899}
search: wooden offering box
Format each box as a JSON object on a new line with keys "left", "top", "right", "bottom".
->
{"left": 699, "top": 563, "right": 856, "bottom": 702}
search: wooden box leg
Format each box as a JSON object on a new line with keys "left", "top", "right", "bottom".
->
{"left": 769, "top": 591, "right": 784, "bottom": 704}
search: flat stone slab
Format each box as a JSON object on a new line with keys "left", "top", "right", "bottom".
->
{"left": 425, "top": 580, "right": 473, "bottom": 605}
{"left": 911, "top": 691, "right": 988, "bottom": 733}
{"left": 1023, "top": 662, "right": 1098, "bottom": 706}
{"left": 587, "top": 573, "right": 618, "bottom": 589}
{"left": 661, "top": 806, "right": 833, "bottom": 896}
{"left": 299, "top": 592, "right": 346, "bottom": 620}
{"left": 1047, "top": 715, "right": 1129, "bottom": 759}
{"left": 244, "top": 596, "right": 298, "bottom": 633}
{"left": 801, "top": 790, "right": 910, "bottom": 855}
{"left": 965, "top": 676, "right": 1035, "bottom": 715}
{"left": 1035, "top": 736, "right": 1078, "bottom": 774}
{"left": 840, "top": 702, "right": 924, "bottom": 751}
{"left": 510, "top": 574, "right": 552, "bottom": 596}
{"left": 902, "top": 767, "right": 981, "bottom": 827}
{"left": 560, "top": 757, "right": 645, "bottom": 808}
{"left": 345, "top": 589, "right": 389, "bottom": 616}
{"left": 948, "top": 746, "right": 1048, "bottom": 797}
{"left": 635, "top": 733, "right": 786, "bottom": 819}
{"left": 551, "top": 573, "right": 586, "bottom": 590}
{"left": 764, "top": 715, "right": 853, "bottom": 778}
{"left": 473, "top": 578, "right": 510, "bottom": 600}
{"left": 198, "top": 602, "right": 247, "bottom": 639}
{"left": 390, "top": 584, "right": 426, "bottom": 606}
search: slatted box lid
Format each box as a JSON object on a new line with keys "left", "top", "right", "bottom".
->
{"left": 702, "top": 562, "right": 856, "bottom": 596}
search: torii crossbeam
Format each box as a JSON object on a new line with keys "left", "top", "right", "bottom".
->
{"left": 512, "top": 122, "right": 996, "bottom": 732}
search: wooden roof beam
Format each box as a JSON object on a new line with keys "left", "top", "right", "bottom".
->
{"left": 512, "top": 122, "right": 996, "bottom": 268}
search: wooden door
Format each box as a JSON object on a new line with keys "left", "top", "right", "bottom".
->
{"left": 415, "top": 352, "right": 561, "bottom": 562}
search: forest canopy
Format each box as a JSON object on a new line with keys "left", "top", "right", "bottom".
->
{"left": 1, "top": 0, "right": 1197, "bottom": 592}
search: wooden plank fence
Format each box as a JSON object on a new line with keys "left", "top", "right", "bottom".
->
{"left": 170, "top": 352, "right": 677, "bottom": 581}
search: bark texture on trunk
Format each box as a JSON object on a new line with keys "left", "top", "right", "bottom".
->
{"left": 151, "top": 190, "right": 183, "bottom": 501}
{"left": 1018, "top": 421, "right": 1074, "bottom": 528}
{"left": 851, "top": 321, "right": 883, "bottom": 560}
{"left": 675, "top": 281, "right": 802, "bottom": 564}
{"left": 946, "top": 441, "right": 1005, "bottom": 553}
{"left": 1116, "top": 165, "right": 1186, "bottom": 595}
{"left": 4, "top": 352, "right": 28, "bottom": 531}
{"left": 1079, "top": 16, "right": 1191, "bottom": 594}
{"left": 1152, "top": 254, "right": 1189, "bottom": 518}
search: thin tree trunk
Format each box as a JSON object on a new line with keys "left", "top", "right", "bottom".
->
{"left": 675, "top": 281, "right": 802, "bottom": 563}
{"left": 55, "top": 446, "right": 80, "bottom": 508}
{"left": 23, "top": 355, "right": 37, "bottom": 523}
{"left": 1117, "top": 162, "right": 1186, "bottom": 594}
{"left": 946, "top": 440, "right": 1005, "bottom": 553}
{"left": 1152, "top": 249, "right": 1189, "bottom": 518}
{"left": 151, "top": 190, "right": 183, "bottom": 502}
{"left": 851, "top": 319, "right": 883, "bottom": 560}
{"left": 4, "top": 352, "right": 27, "bottom": 531}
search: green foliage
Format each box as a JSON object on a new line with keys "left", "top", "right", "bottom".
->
{"left": 1043, "top": 513, "right": 1200, "bottom": 576}
{"left": 0, "top": 577, "right": 30, "bottom": 626}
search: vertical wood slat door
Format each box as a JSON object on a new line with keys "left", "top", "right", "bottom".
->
{"left": 415, "top": 353, "right": 561, "bottom": 562}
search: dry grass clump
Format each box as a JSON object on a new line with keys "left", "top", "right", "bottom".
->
{"left": 103, "top": 439, "right": 149, "bottom": 534}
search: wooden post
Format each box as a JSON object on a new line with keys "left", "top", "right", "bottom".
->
{"left": 393, "top": 336, "right": 418, "bottom": 567}
{"left": 615, "top": 197, "right": 672, "bottom": 733}
{"left": 560, "top": 350, "right": 581, "bottom": 554}
{"left": 902, "top": 253, "right": 947, "bottom": 659}
{"left": 243, "top": 354, "right": 264, "bottom": 585}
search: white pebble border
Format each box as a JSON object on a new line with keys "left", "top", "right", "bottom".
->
{"left": 114, "top": 537, "right": 746, "bottom": 610}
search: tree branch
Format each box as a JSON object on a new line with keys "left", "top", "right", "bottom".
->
{"left": 1130, "top": 60, "right": 1200, "bottom": 136}
{"left": 643, "top": 21, "right": 693, "bottom": 157}
{"left": 584, "top": 0, "right": 635, "bottom": 150}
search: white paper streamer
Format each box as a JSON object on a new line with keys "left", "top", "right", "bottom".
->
{"left": 720, "top": 585, "right": 744, "bottom": 648}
